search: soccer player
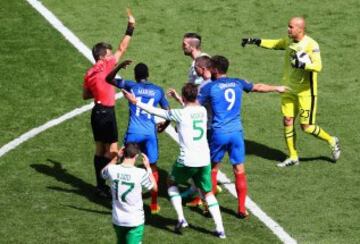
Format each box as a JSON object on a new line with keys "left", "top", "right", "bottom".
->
{"left": 102, "top": 143, "right": 157, "bottom": 244}
{"left": 122, "top": 84, "right": 226, "bottom": 239}
{"left": 241, "top": 16, "right": 341, "bottom": 167}
{"left": 82, "top": 9, "right": 135, "bottom": 198}
{"left": 198, "top": 55, "right": 288, "bottom": 218}
{"left": 182, "top": 32, "right": 210, "bottom": 84}
{"left": 169, "top": 56, "right": 217, "bottom": 208}
{"left": 106, "top": 61, "right": 170, "bottom": 214}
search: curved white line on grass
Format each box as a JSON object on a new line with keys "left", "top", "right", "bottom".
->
{"left": 0, "top": 92, "right": 122, "bottom": 159}
{"left": 3, "top": 1, "right": 297, "bottom": 243}
{"left": 0, "top": 103, "right": 91, "bottom": 158}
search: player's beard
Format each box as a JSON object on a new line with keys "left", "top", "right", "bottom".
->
{"left": 183, "top": 48, "right": 192, "bottom": 56}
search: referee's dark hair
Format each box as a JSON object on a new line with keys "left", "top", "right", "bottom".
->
{"left": 92, "top": 42, "right": 112, "bottom": 61}
{"left": 134, "top": 63, "right": 149, "bottom": 81}
{"left": 124, "top": 143, "right": 140, "bottom": 159}
{"left": 183, "top": 32, "right": 202, "bottom": 49}
{"left": 211, "top": 55, "right": 229, "bottom": 74}
{"left": 182, "top": 83, "right": 199, "bottom": 103}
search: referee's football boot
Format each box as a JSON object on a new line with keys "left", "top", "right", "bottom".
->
{"left": 277, "top": 157, "right": 299, "bottom": 167}
{"left": 330, "top": 137, "right": 341, "bottom": 162}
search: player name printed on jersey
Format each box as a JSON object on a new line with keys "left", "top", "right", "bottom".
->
{"left": 117, "top": 80, "right": 169, "bottom": 136}
{"left": 218, "top": 82, "right": 236, "bottom": 89}
{"left": 191, "top": 112, "right": 205, "bottom": 120}
{"left": 137, "top": 88, "right": 156, "bottom": 96}
{"left": 118, "top": 173, "right": 131, "bottom": 181}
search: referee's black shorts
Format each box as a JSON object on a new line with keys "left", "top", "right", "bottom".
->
{"left": 91, "top": 104, "right": 118, "bottom": 143}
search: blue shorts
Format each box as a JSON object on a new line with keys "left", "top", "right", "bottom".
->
{"left": 210, "top": 130, "right": 245, "bottom": 165}
{"left": 124, "top": 133, "right": 158, "bottom": 164}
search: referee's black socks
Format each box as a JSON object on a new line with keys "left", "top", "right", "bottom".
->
{"left": 93, "top": 155, "right": 110, "bottom": 189}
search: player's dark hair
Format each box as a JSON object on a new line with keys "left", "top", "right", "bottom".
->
{"left": 183, "top": 32, "right": 202, "bottom": 49}
{"left": 181, "top": 83, "right": 198, "bottom": 102}
{"left": 123, "top": 143, "right": 140, "bottom": 158}
{"left": 134, "top": 63, "right": 149, "bottom": 81}
{"left": 195, "top": 55, "right": 212, "bottom": 69}
{"left": 211, "top": 55, "right": 229, "bottom": 74}
{"left": 92, "top": 42, "right": 112, "bottom": 61}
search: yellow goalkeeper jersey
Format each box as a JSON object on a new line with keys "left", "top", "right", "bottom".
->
{"left": 260, "top": 35, "right": 322, "bottom": 96}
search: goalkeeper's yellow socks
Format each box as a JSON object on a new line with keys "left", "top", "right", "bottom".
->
{"left": 284, "top": 125, "right": 298, "bottom": 159}
{"left": 303, "top": 125, "right": 333, "bottom": 145}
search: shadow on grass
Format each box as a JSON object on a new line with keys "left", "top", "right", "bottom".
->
{"left": 245, "top": 139, "right": 334, "bottom": 164}
{"left": 245, "top": 139, "right": 286, "bottom": 162}
{"left": 144, "top": 205, "right": 175, "bottom": 234}
{"left": 145, "top": 204, "right": 216, "bottom": 237}
{"left": 219, "top": 205, "right": 238, "bottom": 219}
{"left": 30, "top": 159, "right": 179, "bottom": 233}
{"left": 30, "top": 159, "right": 111, "bottom": 210}
{"left": 299, "top": 156, "right": 334, "bottom": 163}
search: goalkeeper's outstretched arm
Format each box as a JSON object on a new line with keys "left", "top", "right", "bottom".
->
{"left": 242, "top": 37, "right": 288, "bottom": 50}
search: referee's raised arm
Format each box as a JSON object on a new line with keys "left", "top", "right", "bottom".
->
{"left": 114, "top": 8, "right": 135, "bottom": 63}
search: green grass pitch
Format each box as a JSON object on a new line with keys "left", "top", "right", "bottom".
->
{"left": 0, "top": 0, "right": 359, "bottom": 243}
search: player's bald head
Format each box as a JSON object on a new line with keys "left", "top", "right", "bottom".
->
{"left": 288, "top": 16, "right": 306, "bottom": 41}
{"left": 289, "top": 17, "right": 306, "bottom": 31}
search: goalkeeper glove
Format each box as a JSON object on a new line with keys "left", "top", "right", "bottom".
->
{"left": 241, "top": 38, "right": 261, "bottom": 47}
{"left": 290, "top": 54, "right": 306, "bottom": 69}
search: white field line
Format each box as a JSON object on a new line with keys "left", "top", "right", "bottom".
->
{"left": 0, "top": 93, "right": 123, "bottom": 159}
{"left": 0, "top": 1, "right": 297, "bottom": 243}
{"left": 26, "top": 0, "right": 94, "bottom": 63}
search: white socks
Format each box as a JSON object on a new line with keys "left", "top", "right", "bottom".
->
{"left": 168, "top": 186, "right": 225, "bottom": 233}
{"left": 168, "top": 186, "right": 185, "bottom": 221}
{"left": 206, "top": 194, "right": 224, "bottom": 232}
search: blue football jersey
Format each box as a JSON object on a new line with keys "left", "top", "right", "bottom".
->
{"left": 198, "top": 77, "right": 253, "bottom": 133}
{"left": 115, "top": 79, "right": 169, "bottom": 135}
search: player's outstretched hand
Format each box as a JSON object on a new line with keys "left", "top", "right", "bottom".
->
{"left": 241, "top": 37, "right": 261, "bottom": 47}
{"left": 127, "top": 8, "right": 135, "bottom": 26}
{"left": 167, "top": 88, "right": 183, "bottom": 105}
{"left": 167, "top": 88, "right": 178, "bottom": 98}
{"left": 119, "top": 60, "right": 132, "bottom": 69}
{"left": 121, "top": 89, "right": 137, "bottom": 104}
{"left": 276, "top": 86, "right": 291, "bottom": 93}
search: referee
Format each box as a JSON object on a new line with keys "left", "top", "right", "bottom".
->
{"left": 82, "top": 10, "right": 135, "bottom": 197}
{"left": 242, "top": 16, "right": 340, "bottom": 167}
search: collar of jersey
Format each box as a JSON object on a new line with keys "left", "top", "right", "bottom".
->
{"left": 138, "top": 79, "right": 151, "bottom": 84}
{"left": 120, "top": 163, "right": 135, "bottom": 168}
